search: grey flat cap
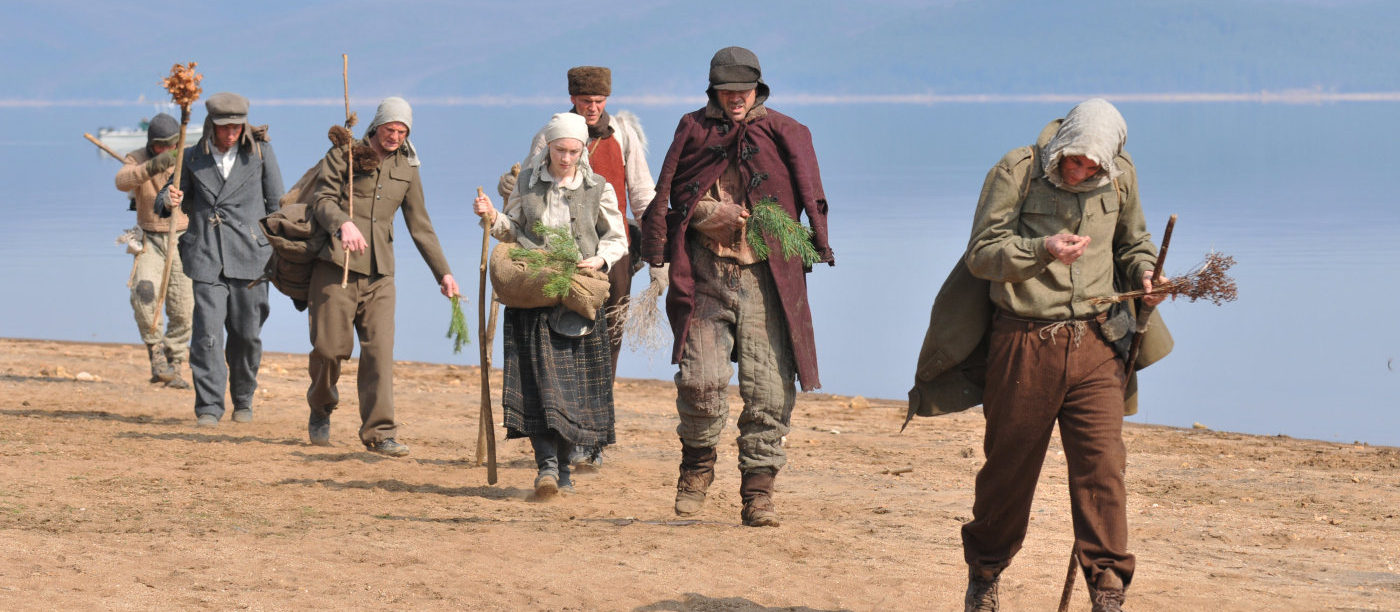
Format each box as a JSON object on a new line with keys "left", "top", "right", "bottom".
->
{"left": 709, "top": 46, "right": 763, "bottom": 91}
{"left": 205, "top": 92, "right": 249, "bottom": 125}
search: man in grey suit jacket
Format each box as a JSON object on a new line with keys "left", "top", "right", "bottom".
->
{"left": 159, "top": 92, "right": 284, "bottom": 427}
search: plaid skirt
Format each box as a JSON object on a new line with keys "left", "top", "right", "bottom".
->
{"left": 501, "top": 307, "right": 616, "bottom": 448}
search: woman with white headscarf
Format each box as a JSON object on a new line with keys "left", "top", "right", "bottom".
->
{"left": 473, "top": 112, "right": 626, "bottom": 499}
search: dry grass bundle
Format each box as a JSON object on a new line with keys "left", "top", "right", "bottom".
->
{"left": 608, "top": 276, "right": 671, "bottom": 356}
{"left": 160, "top": 62, "right": 202, "bottom": 107}
{"left": 1091, "top": 251, "right": 1238, "bottom": 306}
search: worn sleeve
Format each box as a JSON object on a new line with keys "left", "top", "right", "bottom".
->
{"left": 639, "top": 116, "right": 690, "bottom": 265}
{"left": 399, "top": 169, "right": 453, "bottom": 281}
{"left": 115, "top": 154, "right": 149, "bottom": 192}
{"left": 310, "top": 147, "right": 352, "bottom": 234}
{"left": 778, "top": 121, "right": 834, "bottom": 265}
{"left": 964, "top": 157, "right": 1056, "bottom": 283}
{"left": 483, "top": 181, "right": 526, "bottom": 242}
{"left": 594, "top": 183, "right": 627, "bottom": 268}
{"left": 1111, "top": 162, "right": 1158, "bottom": 287}
{"left": 259, "top": 142, "right": 285, "bottom": 215}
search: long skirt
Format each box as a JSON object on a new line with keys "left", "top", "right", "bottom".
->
{"left": 501, "top": 306, "right": 615, "bottom": 448}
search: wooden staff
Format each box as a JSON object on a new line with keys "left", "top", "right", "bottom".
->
{"left": 476, "top": 186, "right": 499, "bottom": 484}
{"left": 340, "top": 54, "right": 353, "bottom": 288}
{"left": 83, "top": 133, "right": 127, "bottom": 161}
{"left": 1056, "top": 543, "right": 1079, "bottom": 612}
{"left": 1124, "top": 214, "right": 1177, "bottom": 375}
{"left": 150, "top": 64, "right": 199, "bottom": 334}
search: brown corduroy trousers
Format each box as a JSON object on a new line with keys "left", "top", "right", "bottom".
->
{"left": 961, "top": 311, "right": 1135, "bottom": 589}
{"left": 306, "top": 259, "right": 399, "bottom": 446}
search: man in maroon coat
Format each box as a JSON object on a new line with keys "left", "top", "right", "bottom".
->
{"left": 640, "top": 46, "right": 834, "bottom": 527}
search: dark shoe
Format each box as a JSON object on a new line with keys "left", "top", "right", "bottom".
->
{"left": 164, "top": 376, "right": 190, "bottom": 390}
{"left": 532, "top": 473, "right": 559, "bottom": 500}
{"left": 195, "top": 414, "right": 219, "bottom": 428}
{"left": 308, "top": 413, "right": 331, "bottom": 446}
{"left": 739, "top": 469, "right": 779, "bottom": 527}
{"left": 164, "top": 358, "right": 190, "bottom": 389}
{"left": 366, "top": 438, "right": 410, "bottom": 457}
{"left": 231, "top": 408, "right": 252, "bottom": 423}
{"left": 674, "top": 444, "right": 717, "bottom": 517}
{"left": 147, "top": 344, "right": 175, "bottom": 383}
{"left": 964, "top": 567, "right": 1001, "bottom": 612}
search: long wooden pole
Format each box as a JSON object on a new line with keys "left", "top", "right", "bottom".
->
{"left": 1056, "top": 543, "right": 1079, "bottom": 612}
{"left": 340, "top": 54, "right": 353, "bottom": 288}
{"left": 83, "top": 133, "right": 127, "bottom": 161}
{"left": 1124, "top": 214, "right": 1177, "bottom": 375}
{"left": 148, "top": 105, "right": 190, "bottom": 334}
{"left": 476, "top": 186, "right": 498, "bottom": 485}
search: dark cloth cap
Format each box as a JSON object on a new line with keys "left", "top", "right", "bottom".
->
{"left": 147, "top": 113, "right": 179, "bottom": 145}
{"left": 568, "top": 66, "right": 612, "bottom": 96}
{"left": 709, "top": 46, "right": 763, "bottom": 91}
{"left": 205, "top": 92, "right": 249, "bottom": 125}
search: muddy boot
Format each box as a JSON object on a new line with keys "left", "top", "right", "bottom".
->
{"left": 147, "top": 344, "right": 174, "bottom": 383}
{"left": 964, "top": 566, "right": 1001, "bottom": 612}
{"left": 739, "top": 468, "right": 779, "bottom": 527}
{"left": 1089, "top": 571, "right": 1126, "bottom": 612}
{"left": 163, "top": 358, "right": 191, "bottom": 390}
{"left": 674, "top": 444, "right": 717, "bottom": 517}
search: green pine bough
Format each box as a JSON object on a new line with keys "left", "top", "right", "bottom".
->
{"left": 745, "top": 197, "right": 821, "bottom": 266}
{"left": 446, "top": 295, "right": 470, "bottom": 354}
{"left": 509, "top": 221, "right": 580, "bottom": 298}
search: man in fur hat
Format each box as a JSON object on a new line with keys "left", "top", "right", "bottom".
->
{"left": 946, "top": 99, "right": 1168, "bottom": 612}
{"left": 159, "top": 92, "right": 284, "bottom": 427}
{"left": 498, "top": 65, "right": 659, "bottom": 469}
{"left": 640, "top": 47, "right": 834, "bottom": 527}
{"left": 115, "top": 112, "right": 192, "bottom": 389}
{"left": 303, "top": 96, "right": 458, "bottom": 457}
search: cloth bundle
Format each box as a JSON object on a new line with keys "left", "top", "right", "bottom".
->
{"left": 489, "top": 241, "right": 610, "bottom": 317}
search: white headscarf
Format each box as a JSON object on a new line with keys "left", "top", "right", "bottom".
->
{"left": 365, "top": 96, "right": 419, "bottom": 167}
{"left": 526, "top": 112, "right": 598, "bottom": 189}
{"left": 1041, "top": 98, "right": 1127, "bottom": 193}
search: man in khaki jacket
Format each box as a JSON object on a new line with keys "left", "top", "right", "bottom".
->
{"left": 114, "top": 113, "right": 191, "bottom": 389}
{"left": 305, "top": 97, "right": 458, "bottom": 457}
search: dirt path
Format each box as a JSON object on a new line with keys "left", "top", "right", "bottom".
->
{"left": 1, "top": 337, "right": 1396, "bottom": 610}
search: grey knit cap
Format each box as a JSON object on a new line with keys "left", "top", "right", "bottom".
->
{"left": 147, "top": 113, "right": 179, "bottom": 145}
{"left": 709, "top": 46, "right": 763, "bottom": 91}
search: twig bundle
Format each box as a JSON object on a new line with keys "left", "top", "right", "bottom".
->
{"left": 508, "top": 222, "right": 580, "bottom": 298}
{"left": 607, "top": 277, "right": 671, "bottom": 356}
{"left": 446, "top": 295, "right": 470, "bottom": 353}
{"left": 746, "top": 197, "right": 821, "bottom": 266}
{"left": 1091, "top": 251, "right": 1238, "bottom": 306}
{"left": 160, "top": 62, "right": 203, "bottom": 107}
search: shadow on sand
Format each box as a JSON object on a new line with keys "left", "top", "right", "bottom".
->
{"left": 635, "top": 593, "right": 852, "bottom": 612}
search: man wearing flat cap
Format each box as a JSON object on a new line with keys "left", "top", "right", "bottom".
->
{"left": 303, "top": 96, "right": 458, "bottom": 457}
{"left": 159, "top": 92, "right": 284, "bottom": 428}
{"left": 498, "top": 65, "right": 659, "bottom": 469}
{"left": 640, "top": 47, "right": 834, "bottom": 527}
{"left": 115, "top": 112, "right": 193, "bottom": 389}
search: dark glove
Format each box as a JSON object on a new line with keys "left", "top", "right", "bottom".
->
{"left": 496, "top": 163, "right": 521, "bottom": 199}
{"left": 144, "top": 150, "right": 176, "bottom": 175}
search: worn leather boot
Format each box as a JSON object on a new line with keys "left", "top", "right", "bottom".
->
{"left": 739, "top": 468, "right": 779, "bottom": 527}
{"left": 674, "top": 444, "right": 717, "bottom": 517}
{"left": 147, "top": 344, "right": 174, "bottom": 383}
{"left": 964, "top": 566, "right": 1001, "bottom": 612}
{"left": 1090, "top": 570, "right": 1127, "bottom": 612}
{"left": 164, "top": 358, "right": 191, "bottom": 390}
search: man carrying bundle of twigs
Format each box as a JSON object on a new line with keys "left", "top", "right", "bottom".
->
{"left": 906, "top": 99, "right": 1171, "bottom": 612}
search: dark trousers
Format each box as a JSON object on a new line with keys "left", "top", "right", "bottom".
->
{"left": 190, "top": 274, "right": 269, "bottom": 418}
{"left": 306, "top": 260, "right": 398, "bottom": 445}
{"left": 962, "top": 312, "right": 1134, "bottom": 589}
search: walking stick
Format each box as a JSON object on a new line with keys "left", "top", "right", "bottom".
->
{"left": 340, "top": 54, "right": 354, "bottom": 288}
{"left": 476, "top": 186, "right": 499, "bottom": 484}
{"left": 83, "top": 133, "right": 127, "bottom": 161}
{"left": 1056, "top": 543, "right": 1080, "bottom": 612}
{"left": 1124, "top": 214, "right": 1177, "bottom": 375}
{"left": 150, "top": 62, "right": 202, "bottom": 334}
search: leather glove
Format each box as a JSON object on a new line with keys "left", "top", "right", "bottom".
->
{"left": 648, "top": 263, "right": 670, "bottom": 292}
{"left": 144, "top": 150, "right": 177, "bottom": 175}
{"left": 496, "top": 163, "right": 521, "bottom": 199}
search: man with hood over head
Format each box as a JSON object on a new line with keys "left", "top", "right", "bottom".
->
{"left": 640, "top": 47, "right": 834, "bottom": 528}
{"left": 303, "top": 96, "right": 458, "bottom": 457}
{"left": 948, "top": 99, "right": 1168, "bottom": 612}
{"left": 159, "top": 92, "right": 284, "bottom": 427}
{"left": 115, "top": 112, "right": 193, "bottom": 389}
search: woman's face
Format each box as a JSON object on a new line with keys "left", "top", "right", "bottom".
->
{"left": 1060, "top": 155, "right": 1102, "bottom": 186}
{"left": 548, "top": 138, "right": 584, "bottom": 178}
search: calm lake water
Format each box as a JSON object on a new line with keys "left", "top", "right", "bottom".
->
{"left": 3, "top": 102, "right": 1397, "bottom": 445}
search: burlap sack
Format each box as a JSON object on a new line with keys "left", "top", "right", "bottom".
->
{"left": 488, "top": 241, "right": 611, "bottom": 315}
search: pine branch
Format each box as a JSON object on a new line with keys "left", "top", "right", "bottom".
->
{"left": 446, "top": 295, "right": 470, "bottom": 353}
{"left": 508, "top": 222, "right": 580, "bottom": 299}
{"left": 746, "top": 197, "right": 821, "bottom": 266}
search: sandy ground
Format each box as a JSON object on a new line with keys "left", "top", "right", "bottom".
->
{"left": 1, "top": 337, "right": 1397, "bottom": 611}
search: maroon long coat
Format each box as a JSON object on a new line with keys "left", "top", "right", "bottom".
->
{"left": 640, "top": 105, "right": 834, "bottom": 391}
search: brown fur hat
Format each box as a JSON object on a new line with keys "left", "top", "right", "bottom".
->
{"left": 567, "top": 66, "right": 611, "bottom": 96}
